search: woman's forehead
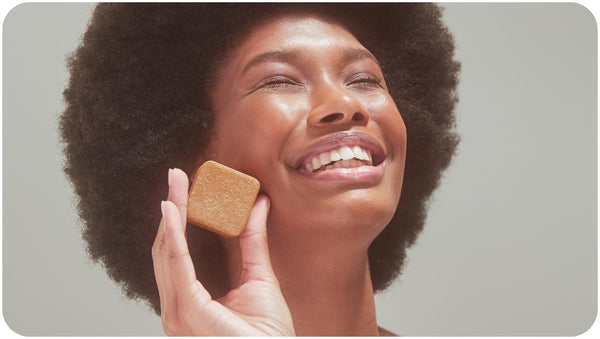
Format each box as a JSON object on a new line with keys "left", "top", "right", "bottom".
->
{"left": 228, "top": 14, "right": 366, "bottom": 71}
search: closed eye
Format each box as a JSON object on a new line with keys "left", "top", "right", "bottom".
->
{"left": 346, "top": 73, "right": 383, "bottom": 89}
{"left": 254, "top": 75, "right": 302, "bottom": 91}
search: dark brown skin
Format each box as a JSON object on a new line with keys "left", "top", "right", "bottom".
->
{"left": 152, "top": 14, "right": 406, "bottom": 336}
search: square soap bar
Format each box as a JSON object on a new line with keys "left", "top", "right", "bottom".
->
{"left": 187, "top": 161, "right": 260, "bottom": 237}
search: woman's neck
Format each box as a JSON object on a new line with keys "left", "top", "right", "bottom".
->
{"left": 266, "top": 230, "right": 379, "bottom": 336}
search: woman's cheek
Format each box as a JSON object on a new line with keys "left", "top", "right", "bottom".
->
{"left": 360, "top": 91, "right": 396, "bottom": 117}
{"left": 255, "top": 93, "right": 311, "bottom": 123}
{"left": 214, "top": 97, "right": 298, "bottom": 171}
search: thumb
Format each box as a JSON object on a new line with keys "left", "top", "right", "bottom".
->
{"left": 238, "top": 195, "right": 276, "bottom": 285}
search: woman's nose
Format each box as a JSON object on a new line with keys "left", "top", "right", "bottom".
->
{"left": 307, "top": 85, "right": 370, "bottom": 128}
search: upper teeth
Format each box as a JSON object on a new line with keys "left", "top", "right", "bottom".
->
{"left": 302, "top": 145, "right": 373, "bottom": 172}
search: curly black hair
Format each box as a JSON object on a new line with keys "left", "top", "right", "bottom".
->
{"left": 60, "top": 3, "right": 460, "bottom": 315}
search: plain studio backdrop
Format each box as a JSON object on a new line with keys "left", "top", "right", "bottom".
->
{"left": 2, "top": 2, "right": 597, "bottom": 336}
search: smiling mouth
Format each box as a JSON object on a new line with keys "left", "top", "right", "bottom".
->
{"left": 291, "top": 132, "right": 386, "bottom": 175}
{"left": 298, "top": 145, "right": 373, "bottom": 173}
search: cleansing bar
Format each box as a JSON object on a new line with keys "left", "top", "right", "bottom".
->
{"left": 187, "top": 161, "right": 260, "bottom": 237}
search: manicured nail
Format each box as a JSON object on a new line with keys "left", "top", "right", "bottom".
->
{"left": 168, "top": 168, "right": 173, "bottom": 187}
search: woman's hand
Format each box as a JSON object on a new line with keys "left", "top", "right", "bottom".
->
{"left": 152, "top": 168, "right": 295, "bottom": 336}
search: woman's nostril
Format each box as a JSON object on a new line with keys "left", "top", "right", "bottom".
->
{"left": 352, "top": 112, "right": 364, "bottom": 121}
{"left": 320, "top": 113, "right": 344, "bottom": 123}
{"left": 317, "top": 112, "right": 367, "bottom": 124}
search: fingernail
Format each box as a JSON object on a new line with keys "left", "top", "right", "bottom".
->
{"left": 161, "top": 200, "right": 166, "bottom": 218}
{"left": 168, "top": 168, "right": 173, "bottom": 187}
{"left": 261, "top": 195, "right": 270, "bottom": 209}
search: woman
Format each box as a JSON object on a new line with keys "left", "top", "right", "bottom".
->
{"left": 60, "top": 3, "right": 459, "bottom": 336}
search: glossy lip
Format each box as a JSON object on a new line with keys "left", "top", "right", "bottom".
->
{"left": 300, "top": 162, "right": 385, "bottom": 185}
{"left": 288, "top": 131, "right": 387, "bottom": 171}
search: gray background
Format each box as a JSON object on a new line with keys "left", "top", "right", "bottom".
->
{"left": 2, "top": 2, "right": 597, "bottom": 336}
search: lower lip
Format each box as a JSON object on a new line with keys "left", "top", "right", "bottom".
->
{"left": 297, "top": 164, "right": 385, "bottom": 185}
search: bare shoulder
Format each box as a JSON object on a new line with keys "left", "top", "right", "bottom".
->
{"left": 378, "top": 326, "right": 397, "bottom": 336}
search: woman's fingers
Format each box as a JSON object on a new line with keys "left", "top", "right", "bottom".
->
{"left": 152, "top": 218, "right": 169, "bottom": 317}
{"left": 167, "top": 168, "right": 189, "bottom": 231}
{"left": 162, "top": 200, "right": 212, "bottom": 307}
{"left": 239, "top": 195, "right": 277, "bottom": 285}
{"left": 154, "top": 168, "right": 190, "bottom": 330}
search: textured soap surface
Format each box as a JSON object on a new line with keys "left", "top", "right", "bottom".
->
{"left": 187, "top": 161, "right": 260, "bottom": 237}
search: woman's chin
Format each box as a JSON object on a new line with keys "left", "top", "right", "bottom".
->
{"left": 269, "top": 195, "right": 396, "bottom": 241}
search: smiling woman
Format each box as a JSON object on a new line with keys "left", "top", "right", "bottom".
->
{"left": 60, "top": 3, "right": 460, "bottom": 336}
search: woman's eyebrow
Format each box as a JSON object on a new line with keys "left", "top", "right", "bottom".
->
{"left": 241, "top": 50, "right": 300, "bottom": 75}
{"left": 241, "top": 47, "right": 379, "bottom": 76}
{"left": 340, "top": 47, "right": 380, "bottom": 67}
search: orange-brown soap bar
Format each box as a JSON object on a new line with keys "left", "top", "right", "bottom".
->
{"left": 187, "top": 161, "right": 260, "bottom": 237}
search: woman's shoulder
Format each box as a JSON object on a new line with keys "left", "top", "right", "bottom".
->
{"left": 378, "top": 326, "right": 398, "bottom": 336}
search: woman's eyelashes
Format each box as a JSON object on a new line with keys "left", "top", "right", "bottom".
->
{"left": 254, "top": 75, "right": 303, "bottom": 91}
{"left": 250, "top": 72, "right": 384, "bottom": 94}
{"left": 346, "top": 73, "right": 384, "bottom": 89}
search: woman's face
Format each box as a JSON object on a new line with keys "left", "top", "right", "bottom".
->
{"left": 206, "top": 14, "right": 406, "bottom": 242}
